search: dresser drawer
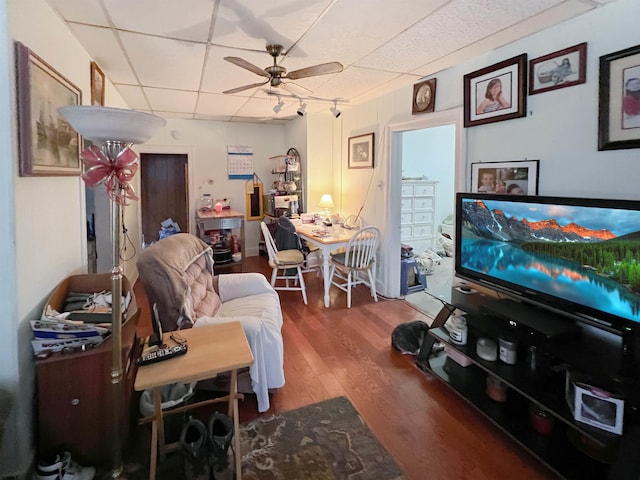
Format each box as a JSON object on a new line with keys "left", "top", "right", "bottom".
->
{"left": 414, "top": 184, "right": 436, "bottom": 196}
{"left": 412, "top": 224, "right": 434, "bottom": 237}
{"left": 400, "top": 212, "right": 413, "bottom": 224}
{"left": 401, "top": 198, "right": 413, "bottom": 211}
{"left": 412, "top": 197, "right": 434, "bottom": 211}
{"left": 413, "top": 212, "right": 434, "bottom": 224}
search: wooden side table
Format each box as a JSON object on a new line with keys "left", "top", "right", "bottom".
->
{"left": 134, "top": 322, "right": 254, "bottom": 480}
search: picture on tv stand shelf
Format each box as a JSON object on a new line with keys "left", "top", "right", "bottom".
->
{"left": 455, "top": 192, "right": 640, "bottom": 334}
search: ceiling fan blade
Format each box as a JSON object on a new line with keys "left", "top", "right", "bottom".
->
{"left": 224, "top": 56, "right": 269, "bottom": 78}
{"left": 282, "top": 82, "right": 312, "bottom": 96}
{"left": 286, "top": 61, "right": 343, "bottom": 80}
{"left": 223, "top": 80, "right": 270, "bottom": 94}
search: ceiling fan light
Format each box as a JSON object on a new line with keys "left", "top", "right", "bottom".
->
{"left": 297, "top": 102, "right": 307, "bottom": 116}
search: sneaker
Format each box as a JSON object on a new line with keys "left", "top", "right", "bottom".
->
{"left": 208, "top": 412, "right": 234, "bottom": 478}
{"left": 179, "top": 416, "right": 211, "bottom": 480}
{"left": 33, "top": 452, "right": 95, "bottom": 480}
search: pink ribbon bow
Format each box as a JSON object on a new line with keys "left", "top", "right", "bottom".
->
{"left": 81, "top": 145, "right": 139, "bottom": 205}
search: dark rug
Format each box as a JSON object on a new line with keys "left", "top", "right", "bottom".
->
{"left": 239, "top": 396, "right": 406, "bottom": 480}
{"left": 120, "top": 396, "right": 406, "bottom": 479}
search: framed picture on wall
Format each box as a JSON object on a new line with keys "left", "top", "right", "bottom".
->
{"left": 529, "top": 42, "right": 587, "bottom": 95}
{"left": 470, "top": 160, "right": 539, "bottom": 195}
{"left": 15, "top": 41, "right": 82, "bottom": 176}
{"left": 90, "top": 61, "right": 105, "bottom": 106}
{"left": 348, "top": 132, "right": 374, "bottom": 169}
{"left": 598, "top": 44, "right": 640, "bottom": 150}
{"left": 464, "top": 54, "right": 527, "bottom": 128}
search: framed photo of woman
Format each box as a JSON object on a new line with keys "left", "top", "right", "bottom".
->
{"left": 464, "top": 54, "right": 527, "bottom": 128}
{"left": 470, "top": 160, "right": 539, "bottom": 195}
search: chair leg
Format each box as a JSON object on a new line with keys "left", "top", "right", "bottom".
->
{"left": 367, "top": 268, "right": 378, "bottom": 302}
{"left": 270, "top": 267, "right": 278, "bottom": 287}
{"left": 297, "top": 266, "right": 307, "bottom": 305}
{"left": 346, "top": 271, "right": 353, "bottom": 308}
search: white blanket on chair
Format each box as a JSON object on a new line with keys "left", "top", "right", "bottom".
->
{"left": 194, "top": 273, "right": 285, "bottom": 412}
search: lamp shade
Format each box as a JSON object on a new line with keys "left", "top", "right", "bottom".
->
{"left": 58, "top": 106, "right": 166, "bottom": 144}
{"left": 318, "top": 194, "right": 334, "bottom": 208}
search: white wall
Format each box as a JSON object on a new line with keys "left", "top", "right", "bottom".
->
{"left": 137, "top": 118, "right": 289, "bottom": 256}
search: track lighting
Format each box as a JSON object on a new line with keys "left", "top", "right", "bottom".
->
{"left": 297, "top": 100, "right": 307, "bottom": 116}
{"left": 330, "top": 100, "right": 341, "bottom": 118}
{"left": 273, "top": 96, "right": 284, "bottom": 114}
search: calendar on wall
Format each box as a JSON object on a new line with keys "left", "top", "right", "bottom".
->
{"left": 227, "top": 145, "right": 254, "bottom": 179}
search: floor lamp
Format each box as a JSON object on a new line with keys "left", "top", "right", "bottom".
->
{"left": 58, "top": 106, "right": 165, "bottom": 479}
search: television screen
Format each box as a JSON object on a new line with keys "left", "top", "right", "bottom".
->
{"left": 455, "top": 193, "right": 640, "bottom": 332}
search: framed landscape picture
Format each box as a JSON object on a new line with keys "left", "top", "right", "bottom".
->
{"left": 470, "top": 160, "right": 539, "bottom": 195}
{"left": 529, "top": 42, "right": 587, "bottom": 95}
{"left": 598, "top": 44, "right": 640, "bottom": 150}
{"left": 464, "top": 54, "right": 527, "bottom": 128}
{"left": 348, "top": 132, "right": 374, "bottom": 169}
{"left": 15, "top": 41, "right": 82, "bottom": 176}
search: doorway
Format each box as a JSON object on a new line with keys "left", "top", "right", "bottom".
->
{"left": 140, "top": 153, "right": 189, "bottom": 245}
{"left": 382, "top": 108, "right": 465, "bottom": 300}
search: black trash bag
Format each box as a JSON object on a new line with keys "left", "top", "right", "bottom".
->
{"left": 391, "top": 321, "right": 430, "bottom": 355}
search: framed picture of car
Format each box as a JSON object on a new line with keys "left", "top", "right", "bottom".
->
{"left": 529, "top": 43, "right": 587, "bottom": 95}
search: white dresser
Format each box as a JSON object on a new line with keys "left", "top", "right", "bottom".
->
{"left": 401, "top": 179, "right": 438, "bottom": 253}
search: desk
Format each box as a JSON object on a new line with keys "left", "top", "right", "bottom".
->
{"left": 296, "top": 224, "right": 356, "bottom": 308}
{"left": 195, "top": 209, "right": 245, "bottom": 272}
{"left": 134, "top": 322, "right": 254, "bottom": 480}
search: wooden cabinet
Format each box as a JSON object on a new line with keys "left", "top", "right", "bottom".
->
{"left": 35, "top": 312, "right": 141, "bottom": 466}
{"left": 401, "top": 179, "right": 438, "bottom": 252}
{"left": 195, "top": 209, "right": 245, "bottom": 272}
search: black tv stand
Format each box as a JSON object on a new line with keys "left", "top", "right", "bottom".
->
{"left": 416, "top": 287, "right": 640, "bottom": 480}
{"left": 479, "top": 298, "right": 581, "bottom": 344}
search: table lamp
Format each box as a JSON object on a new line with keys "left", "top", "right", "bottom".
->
{"left": 318, "top": 194, "right": 334, "bottom": 218}
{"left": 57, "top": 105, "right": 165, "bottom": 479}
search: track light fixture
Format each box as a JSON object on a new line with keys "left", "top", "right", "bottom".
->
{"left": 330, "top": 100, "right": 341, "bottom": 118}
{"left": 273, "top": 96, "right": 284, "bottom": 114}
{"left": 297, "top": 100, "right": 307, "bottom": 116}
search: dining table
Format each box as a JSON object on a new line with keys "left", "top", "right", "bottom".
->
{"left": 295, "top": 222, "right": 357, "bottom": 308}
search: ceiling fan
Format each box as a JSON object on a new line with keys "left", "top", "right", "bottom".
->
{"left": 222, "top": 44, "right": 343, "bottom": 95}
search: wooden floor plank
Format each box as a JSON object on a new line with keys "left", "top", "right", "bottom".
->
{"left": 133, "top": 253, "right": 555, "bottom": 480}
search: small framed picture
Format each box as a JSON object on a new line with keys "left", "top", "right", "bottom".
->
{"left": 348, "top": 132, "right": 374, "bottom": 169}
{"left": 412, "top": 78, "right": 436, "bottom": 115}
{"left": 90, "top": 61, "right": 105, "bottom": 106}
{"left": 529, "top": 42, "right": 587, "bottom": 95}
{"left": 470, "top": 160, "right": 539, "bottom": 195}
{"left": 464, "top": 54, "right": 527, "bottom": 128}
{"left": 598, "top": 44, "right": 640, "bottom": 150}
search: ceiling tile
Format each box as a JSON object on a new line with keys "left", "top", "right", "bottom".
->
{"left": 104, "top": 0, "right": 215, "bottom": 42}
{"left": 46, "top": 0, "right": 109, "bottom": 26}
{"left": 144, "top": 87, "right": 198, "bottom": 113}
{"left": 113, "top": 84, "right": 149, "bottom": 110}
{"left": 210, "top": 0, "right": 334, "bottom": 51}
{"left": 68, "top": 23, "right": 137, "bottom": 84}
{"left": 119, "top": 32, "right": 206, "bottom": 90}
{"left": 196, "top": 92, "right": 250, "bottom": 116}
{"left": 357, "top": 0, "right": 566, "bottom": 72}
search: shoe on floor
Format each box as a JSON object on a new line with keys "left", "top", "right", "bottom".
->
{"left": 180, "top": 416, "right": 211, "bottom": 480}
{"left": 208, "top": 411, "right": 234, "bottom": 478}
{"left": 33, "top": 451, "right": 95, "bottom": 480}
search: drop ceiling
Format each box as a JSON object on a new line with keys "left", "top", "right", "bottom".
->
{"left": 45, "top": 0, "right": 616, "bottom": 123}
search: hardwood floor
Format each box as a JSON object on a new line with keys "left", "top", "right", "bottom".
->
{"left": 132, "top": 254, "right": 555, "bottom": 480}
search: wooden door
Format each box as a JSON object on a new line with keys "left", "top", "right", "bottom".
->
{"left": 140, "top": 153, "right": 188, "bottom": 243}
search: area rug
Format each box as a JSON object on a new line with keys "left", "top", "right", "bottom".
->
{"left": 239, "top": 396, "right": 406, "bottom": 480}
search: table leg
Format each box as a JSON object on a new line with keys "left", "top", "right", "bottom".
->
{"left": 321, "top": 250, "right": 331, "bottom": 308}
{"left": 148, "top": 387, "right": 164, "bottom": 480}
{"left": 229, "top": 369, "right": 242, "bottom": 480}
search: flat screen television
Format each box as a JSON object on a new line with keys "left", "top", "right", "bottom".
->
{"left": 455, "top": 192, "right": 640, "bottom": 334}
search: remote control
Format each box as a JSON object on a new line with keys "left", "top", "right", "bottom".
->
{"left": 137, "top": 344, "right": 188, "bottom": 366}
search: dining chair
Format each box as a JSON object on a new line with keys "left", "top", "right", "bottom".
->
{"left": 329, "top": 226, "right": 381, "bottom": 308}
{"left": 260, "top": 221, "right": 308, "bottom": 304}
